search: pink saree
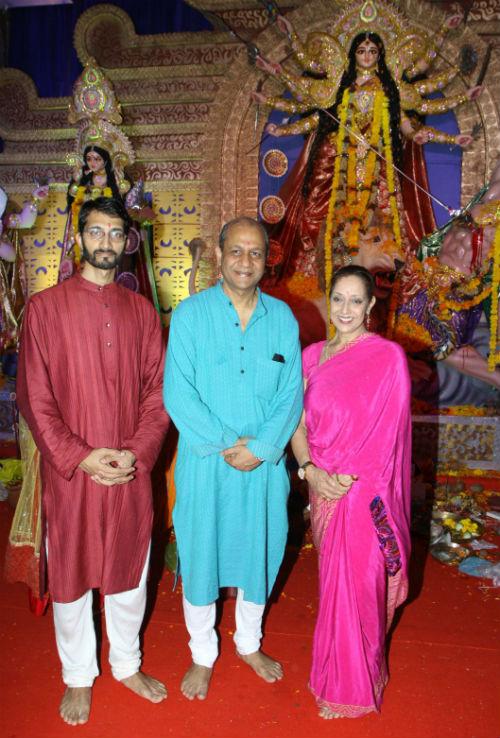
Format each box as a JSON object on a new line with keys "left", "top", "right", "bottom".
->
{"left": 303, "top": 333, "right": 411, "bottom": 718}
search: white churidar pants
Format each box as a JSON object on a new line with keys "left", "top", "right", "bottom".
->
{"left": 51, "top": 548, "right": 150, "bottom": 688}
{"left": 182, "top": 588, "right": 265, "bottom": 668}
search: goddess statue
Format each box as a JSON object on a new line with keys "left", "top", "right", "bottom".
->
{"left": 59, "top": 59, "right": 135, "bottom": 283}
{"left": 253, "top": 1, "right": 482, "bottom": 331}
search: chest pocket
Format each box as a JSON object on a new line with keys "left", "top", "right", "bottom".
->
{"left": 255, "top": 357, "right": 283, "bottom": 401}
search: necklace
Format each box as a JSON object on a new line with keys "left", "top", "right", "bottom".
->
{"left": 322, "top": 331, "right": 371, "bottom": 363}
{"left": 93, "top": 172, "right": 107, "bottom": 187}
{"left": 356, "top": 67, "right": 376, "bottom": 86}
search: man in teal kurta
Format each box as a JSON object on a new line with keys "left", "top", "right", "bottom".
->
{"left": 164, "top": 216, "right": 302, "bottom": 700}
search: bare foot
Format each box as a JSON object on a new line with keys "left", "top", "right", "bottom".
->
{"left": 59, "top": 686, "right": 92, "bottom": 726}
{"left": 120, "top": 672, "right": 167, "bottom": 703}
{"left": 237, "top": 650, "right": 283, "bottom": 683}
{"left": 319, "top": 706, "right": 342, "bottom": 719}
{"left": 181, "top": 663, "right": 212, "bottom": 700}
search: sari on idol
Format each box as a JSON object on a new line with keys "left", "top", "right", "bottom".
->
{"left": 303, "top": 332, "right": 411, "bottom": 718}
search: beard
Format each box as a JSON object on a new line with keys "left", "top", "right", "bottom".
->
{"left": 82, "top": 243, "right": 124, "bottom": 270}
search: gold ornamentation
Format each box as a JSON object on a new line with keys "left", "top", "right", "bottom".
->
{"left": 66, "top": 59, "right": 135, "bottom": 181}
{"left": 262, "top": 149, "right": 289, "bottom": 178}
{"left": 259, "top": 195, "right": 286, "bottom": 224}
{"left": 488, "top": 221, "right": 500, "bottom": 371}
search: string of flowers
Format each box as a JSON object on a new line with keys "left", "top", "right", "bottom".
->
{"left": 419, "top": 255, "right": 492, "bottom": 319}
{"left": 488, "top": 219, "right": 500, "bottom": 371}
{"left": 346, "top": 91, "right": 383, "bottom": 250}
{"left": 324, "top": 88, "right": 350, "bottom": 334}
{"left": 381, "top": 96, "right": 402, "bottom": 253}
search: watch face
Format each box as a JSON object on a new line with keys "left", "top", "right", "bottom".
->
{"left": 298, "top": 466, "right": 306, "bottom": 480}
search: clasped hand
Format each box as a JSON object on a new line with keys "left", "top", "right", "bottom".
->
{"left": 308, "top": 467, "right": 358, "bottom": 501}
{"left": 79, "top": 448, "right": 136, "bottom": 486}
{"left": 221, "top": 437, "right": 262, "bottom": 472}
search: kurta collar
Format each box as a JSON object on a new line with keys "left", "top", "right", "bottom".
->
{"left": 74, "top": 272, "right": 118, "bottom": 293}
{"left": 215, "top": 279, "right": 268, "bottom": 321}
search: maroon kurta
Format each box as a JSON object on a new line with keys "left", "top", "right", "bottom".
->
{"left": 16, "top": 273, "right": 169, "bottom": 603}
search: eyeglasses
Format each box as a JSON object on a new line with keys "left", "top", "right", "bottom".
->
{"left": 83, "top": 226, "right": 126, "bottom": 244}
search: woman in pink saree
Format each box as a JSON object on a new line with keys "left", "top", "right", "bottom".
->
{"left": 292, "top": 265, "right": 411, "bottom": 719}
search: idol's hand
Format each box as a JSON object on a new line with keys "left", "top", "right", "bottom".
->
{"left": 256, "top": 56, "right": 282, "bottom": 76}
{"left": 265, "top": 123, "right": 280, "bottom": 137}
{"left": 413, "top": 130, "right": 430, "bottom": 146}
{"left": 251, "top": 91, "right": 267, "bottom": 105}
{"left": 222, "top": 444, "right": 262, "bottom": 471}
{"left": 455, "top": 134, "right": 473, "bottom": 148}
{"left": 276, "top": 14, "right": 293, "bottom": 36}
{"left": 444, "top": 12, "right": 463, "bottom": 29}
{"left": 466, "top": 85, "right": 483, "bottom": 101}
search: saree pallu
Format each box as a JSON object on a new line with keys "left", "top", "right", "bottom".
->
{"left": 303, "top": 333, "right": 411, "bottom": 717}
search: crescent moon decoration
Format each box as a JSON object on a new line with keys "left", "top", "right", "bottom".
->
{"left": 159, "top": 268, "right": 172, "bottom": 276}
{"left": 35, "top": 266, "right": 47, "bottom": 274}
{"left": 160, "top": 239, "right": 172, "bottom": 247}
{"left": 184, "top": 206, "right": 196, "bottom": 215}
{"left": 159, "top": 206, "right": 172, "bottom": 215}
{"left": 56, "top": 207, "right": 69, "bottom": 215}
{"left": 33, "top": 239, "right": 46, "bottom": 248}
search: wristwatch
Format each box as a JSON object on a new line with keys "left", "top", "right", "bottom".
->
{"left": 298, "top": 460, "right": 314, "bottom": 480}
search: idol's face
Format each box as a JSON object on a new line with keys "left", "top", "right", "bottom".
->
{"left": 77, "top": 210, "right": 126, "bottom": 271}
{"left": 355, "top": 40, "right": 380, "bottom": 70}
{"left": 217, "top": 223, "right": 266, "bottom": 295}
{"left": 85, "top": 150, "right": 105, "bottom": 173}
{"left": 330, "top": 275, "right": 375, "bottom": 337}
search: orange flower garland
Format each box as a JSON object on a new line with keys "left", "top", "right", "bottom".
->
{"left": 381, "top": 97, "right": 402, "bottom": 253}
{"left": 324, "top": 88, "right": 350, "bottom": 333}
{"left": 488, "top": 221, "right": 500, "bottom": 371}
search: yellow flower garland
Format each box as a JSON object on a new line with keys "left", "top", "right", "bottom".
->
{"left": 324, "top": 88, "right": 350, "bottom": 334}
{"left": 488, "top": 221, "right": 500, "bottom": 371}
{"left": 381, "top": 97, "right": 402, "bottom": 252}
{"left": 323, "top": 89, "right": 387, "bottom": 334}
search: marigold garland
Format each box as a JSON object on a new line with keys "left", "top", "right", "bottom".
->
{"left": 323, "top": 89, "right": 386, "bottom": 334}
{"left": 488, "top": 221, "right": 500, "bottom": 371}
{"left": 324, "top": 88, "right": 350, "bottom": 334}
{"left": 381, "top": 97, "right": 402, "bottom": 253}
{"left": 392, "top": 313, "right": 434, "bottom": 353}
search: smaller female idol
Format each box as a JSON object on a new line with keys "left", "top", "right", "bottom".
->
{"left": 291, "top": 265, "right": 412, "bottom": 719}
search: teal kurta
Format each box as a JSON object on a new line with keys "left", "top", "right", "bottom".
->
{"left": 164, "top": 282, "right": 303, "bottom": 606}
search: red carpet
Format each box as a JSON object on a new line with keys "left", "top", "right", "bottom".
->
{"left": 0, "top": 500, "right": 498, "bottom": 738}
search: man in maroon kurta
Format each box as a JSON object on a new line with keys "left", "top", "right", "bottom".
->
{"left": 16, "top": 197, "right": 169, "bottom": 725}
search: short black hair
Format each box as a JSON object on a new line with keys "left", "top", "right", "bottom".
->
{"left": 78, "top": 196, "right": 131, "bottom": 236}
{"left": 329, "top": 265, "right": 375, "bottom": 301}
{"left": 219, "top": 216, "right": 269, "bottom": 256}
